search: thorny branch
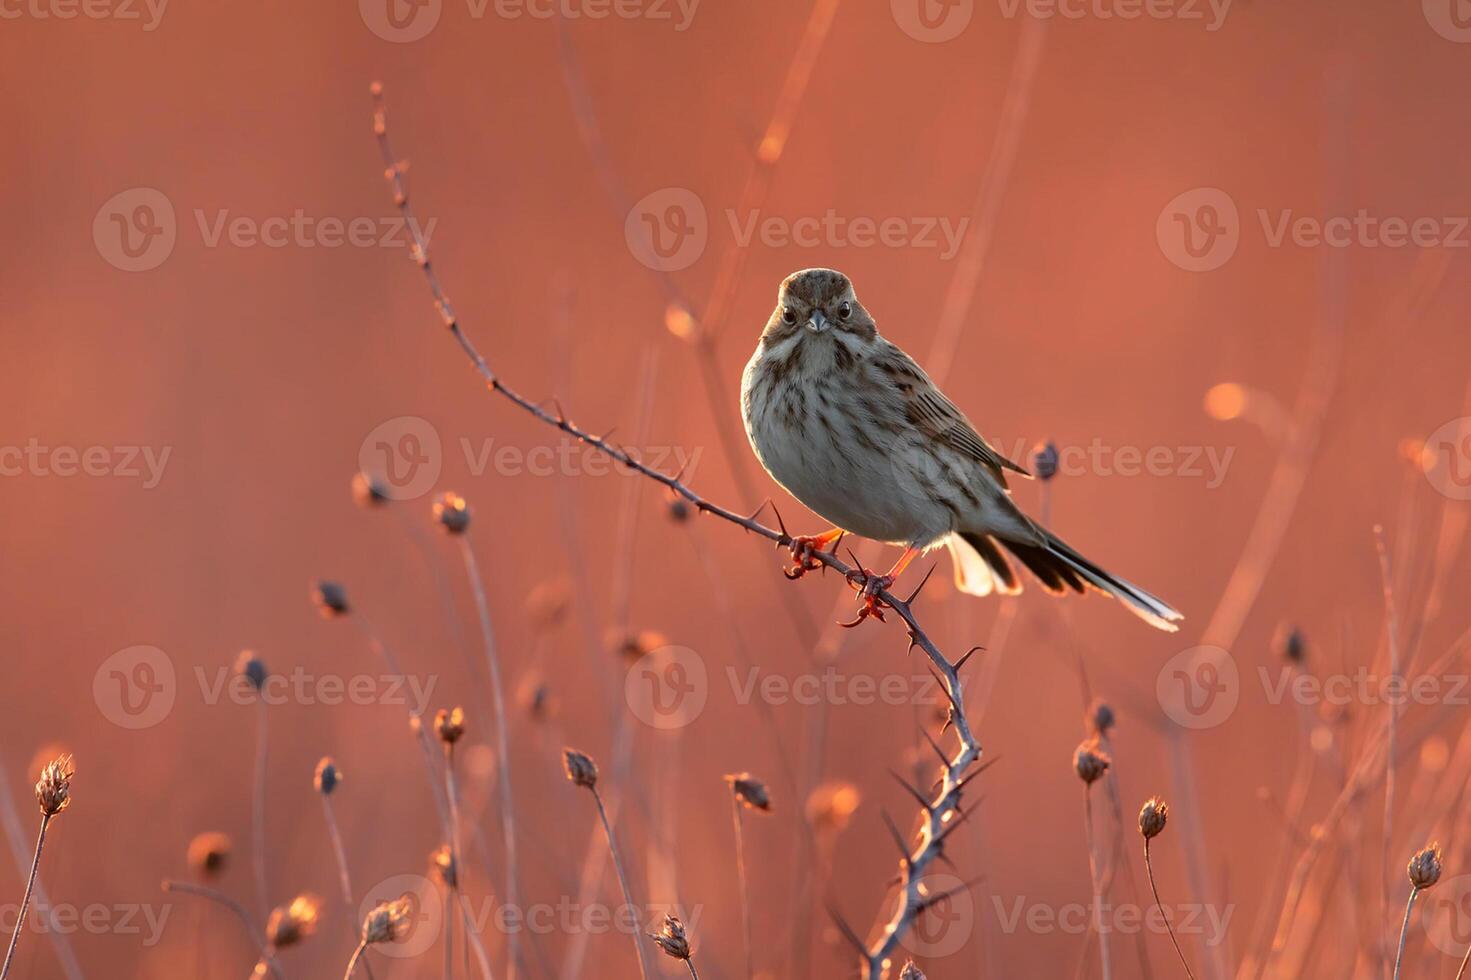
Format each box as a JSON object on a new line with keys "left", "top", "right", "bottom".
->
{"left": 370, "top": 84, "right": 983, "bottom": 980}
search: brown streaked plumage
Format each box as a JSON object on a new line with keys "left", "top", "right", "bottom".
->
{"left": 740, "top": 267, "right": 1183, "bottom": 632}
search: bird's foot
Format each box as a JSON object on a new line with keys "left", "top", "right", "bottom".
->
{"left": 838, "top": 567, "right": 895, "bottom": 627}
{"left": 782, "top": 529, "right": 844, "bottom": 580}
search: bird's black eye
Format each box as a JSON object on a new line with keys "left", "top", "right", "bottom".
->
{"left": 782, "top": 308, "right": 797, "bottom": 325}
{"left": 838, "top": 302, "right": 852, "bottom": 320}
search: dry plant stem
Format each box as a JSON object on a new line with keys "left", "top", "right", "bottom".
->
{"left": 1374, "top": 526, "right": 1402, "bottom": 966}
{"left": 590, "top": 788, "right": 653, "bottom": 980}
{"left": 0, "top": 814, "right": 50, "bottom": 980}
{"left": 162, "top": 880, "right": 285, "bottom": 980}
{"left": 1144, "top": 839, "right": 1197, "bottom": 980}
{"left": 1083, "top": 788, "right": 1113, "bottom": 980}
{"left": 445, "top": 744, "right": 464, "bottom": 980}
{"left": 322, "top": 798, "right": 378, "bottom": 980}
{"left": 457, "top": 538, "right": 521, "bottom": 980}
{"left": 343, "top": 940, "right": 369, "bottom": 980}
{"left": 0, "top": 761, "right": 80, "bottom": 980}
{"left": 732, "top": 797, "right": 753, "bottom": 980}
{"left": 1390, "top": 886, "right": 1419, "bottom": 980}
{"left": 370, "top": 87, "right": 983, "bottom": 977}
{"left": 253, "top": 698, "right": 270, "bottom": 921}
{"left": 1456, "top": 938, "right": 1471, "bottom": 980}
{"left": 684, "top": 960, "right": 701, "bottom": 980}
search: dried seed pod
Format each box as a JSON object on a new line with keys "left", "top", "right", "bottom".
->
{"left": 352, "top": 472, "right": 390, "bottom": 507}
{"left": 1031, "top": 440, "right": 1060, "bottom": 481}
{"left": 266, "top": 894, "right": 321, "bottom": 949}
{"left": 235, "top": 651, "right": 267, "bottom": 692}
{"left": 725, "top": 773, "right": 772, "bottom": 812}
{"left": 649, "top": 913, "right": 692, "bottom": 961}
{"left": 1409, "top": 843, "right": 1443, "bottom": 890}
{"left": 562, "top": 749, "right": 598, "bottom": 789}
{"left": 312, "top": 581, "right": 349, "bottom": 617}
{"left": 188, "top": 832, "right": 231, "bottom": 877}
{"left": 430, "top": 843, "right": 458, "bottom": 889}
{"left": 432, "top": 492, "right": 471, "bottom": 534}
{"left": 1138, "top": 797, "right": 1168, "bottom": 841}
{"left": 314, "top": 757, "right": 341, "bottom": 795}
{"left": 435, "top": 707, "right": 466, "bottom": 745}
{"left": 1073, "top": 741, "right": 1110, "bottom": 785}
{"left": 35, "top": 756, "right": 74, "bottom": 817}
{"left": 361, "top": 894, "right": 414, "bottom": 944}
{"left": 1087, "top": 698, "right": 1116, "bottom": 736}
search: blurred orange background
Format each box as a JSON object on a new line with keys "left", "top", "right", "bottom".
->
{"left": 3, "top": 1, "right": 1471, "bottom": 977}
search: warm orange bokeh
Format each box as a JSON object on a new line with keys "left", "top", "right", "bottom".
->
{"left": 3, "top": 2, "right": 1470, "bottom": 977}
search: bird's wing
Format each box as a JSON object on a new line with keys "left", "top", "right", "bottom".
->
{"left": 877, "top": 340, "right": 1032, "bottom": 488}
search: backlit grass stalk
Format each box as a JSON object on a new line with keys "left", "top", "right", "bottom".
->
{"left": 562, "top": 750, "right": 652, "bottom": 980}
{"left": 315, "top": 760, "right": 377, "bottom": 980}
{"left": 434, "top": 506, "right": 521, "bottom": 980}
{"left": 1394, "top": 845, "right": 1441, "bottom": 980}
{"left": 161, "top": 880, "right": 285, "bottom": 980}
{"left": 1, "top": 758, "right": 72, "bottom": 980}
{"left": 1137, "top": 798, "right": 1196, "bottom": 980}
{"left": 1075, "top": 744, "right": 1112, "bottom": 980}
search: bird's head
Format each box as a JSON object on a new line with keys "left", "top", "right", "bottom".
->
{"left": 763, "top": 268, "right": 877, "bottom": 345}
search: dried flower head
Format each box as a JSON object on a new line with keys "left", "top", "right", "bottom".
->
{"left": 1073, "top": 741, "right": 1111, "bottom": 785}
{"left": 725, "top": 773, "right": 772, "bottom": 812}
{"left": 562, "top": 748, "right": 598, "bottom": 789}
{"left": 614, "top": 629, "right": 668, "bottom": 663}
{"left": 430, "top": 843, "right": 458, "bottom": 889}
{"left": 362, "top": 894, "right": 415, "bottom": 944}
{"left": 352, "top": 472, "right": 390, "bottom": 508}
{"left": 518, "top": 674, "right": 552, "bottom": 721}
{"left": 649, "top": 913, "right": 692, "bottom": 961}
{"left": 312, "top": 580, "right": 349, "bottom": 617}
{"left": 314, "top": 757, "right": 341, "bottom": 795}
{"left": 667, "top": 498, "right": 691, "bottom": 523}
{"left": 1032, "top": 440, "right": 1060, "bottom": 481}
{"left": 235, "top": 651, "right": 267, "bottom": 692}
{"left": 1138, "top": 797, "right": 1168, "bottom": 841}
{"left": 1274, "top": 624, "right": 1306, "bottom": 664}
{"left": 435, "top": 706, "right": 466, "bottom": 745}
{"left": 1087, "top": 698, "right": 1116, "bottom": 736}
{"left": 899, "top": 962, "right": 928, "bottom": 980}
{"left": 806, "top": 780, "right": 861, "bottom": 835}
{"left": 188, "top": 831, "right": 232, "bottom": 877}
{"left": 1409, "top": 843, "right": 1443, "bottom": 890}
{"left": 432, "top": 492, "right": 471, "bottom": 534}
{"left": 266, "top": 894, "right": 321, "bottom": 949}
{"left": 35, "top": 756, "right": 73, "bottom": 817}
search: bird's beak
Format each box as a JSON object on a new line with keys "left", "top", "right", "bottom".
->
{"left": 805, "top": 311, "right": 829, "bottom": 334}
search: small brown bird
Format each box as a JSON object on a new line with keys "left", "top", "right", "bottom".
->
{"left": 740, "top": 268, "right": 1182, "bottom": 631}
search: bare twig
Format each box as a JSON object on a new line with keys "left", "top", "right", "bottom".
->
{"left": 161, "top": 880, "right": 284, "bottom": 980}
{"left": 0, "top": 815, "right": 51, "bottom": 980}
{"left": 369, "top": 83, "right": 983, "bottom": 980}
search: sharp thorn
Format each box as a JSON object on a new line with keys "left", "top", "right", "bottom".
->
{"left": 903, "top": 564, "right": 938, "bottom": 604}
{"left": 889, "top": 770, "right": 933, "bottom": 812}
{"left": 955, "top": 645, "right": 985, "bottom": 672}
